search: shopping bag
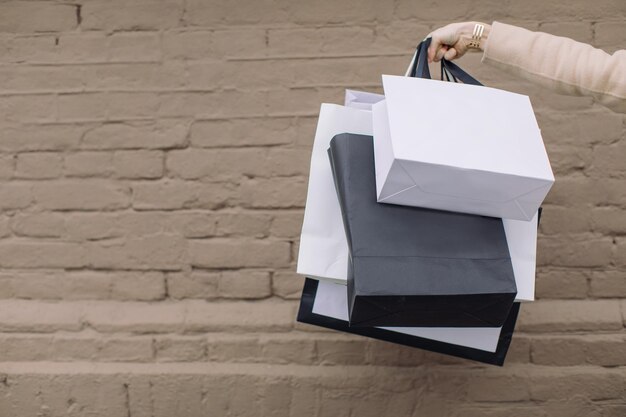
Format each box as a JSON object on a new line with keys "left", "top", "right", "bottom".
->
{"left": 344, "top": 89, "right": 384, "bottom": 110}
{"left": 297, "top": 97, "right": 539, "bottom": 301}
{"left": 372, "top": 39, "right": 554, "bottom": 221}
{"left": 297, "top": 104, "right": 374, "bottom": 283}
{"left": 297, "top": 278, "right": 520, "bottom": 366}
{"left": 329, "top": 133, "right": 517, "bottom": 327}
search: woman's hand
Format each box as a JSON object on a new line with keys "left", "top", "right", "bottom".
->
{"left": 428, "top": 22, "right": 491, "bottom": 63}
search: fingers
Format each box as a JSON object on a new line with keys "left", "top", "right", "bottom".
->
{"left": 427, "top": 36, "right": 442, "bottom": 63}
{"left": 444, "top": 48, "right": 458, "bottom": 61}
{"left": 434, "top": 45, "right": 448, "bottom": 62}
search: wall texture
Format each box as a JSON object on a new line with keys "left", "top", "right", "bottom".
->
{"left": 0, "top": 0, "right": 624, "bottom": 416}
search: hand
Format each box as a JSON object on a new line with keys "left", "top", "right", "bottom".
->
{"left": 427, "top": 22, "right": 491, "bottom": 63}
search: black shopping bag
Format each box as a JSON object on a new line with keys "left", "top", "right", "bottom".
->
{"left": 297, "top": 278, "right": 520, "bottom": 366}
{"left": 328, "top": 133, "right": 517, "bottom": 327}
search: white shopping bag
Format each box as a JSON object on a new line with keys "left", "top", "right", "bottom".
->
{"left": 344, "top": 89, "right": 385, "bottom": 110}
{"left": 297, "top": 104, "right": 374, "bottom": 283}
{"left": 297, "top": 94, "right": 538, "bottom": 301}
{"left": 372, "top": 74, "right": 554, "bottom": 221}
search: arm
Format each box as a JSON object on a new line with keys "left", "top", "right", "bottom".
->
{"left": 428, "top": 22, "right": 626, "bottom": 113}
{"left": 483, "top": 22, "right": 626, "bottom": 113}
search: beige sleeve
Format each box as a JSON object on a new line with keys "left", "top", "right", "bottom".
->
{"left": 482, "top": 21, "right": 626, "bottom": 114}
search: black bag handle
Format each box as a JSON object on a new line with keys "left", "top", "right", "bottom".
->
{"left": 408, "top": 37, "right": 482, "bottom": 86}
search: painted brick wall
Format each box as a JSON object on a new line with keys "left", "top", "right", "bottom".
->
{"left": 0, "top": 1, "right": 624, "bottom": 416}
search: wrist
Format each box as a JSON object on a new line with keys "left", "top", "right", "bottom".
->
{"left": 461, "top": 22, "right": 491, "bottom": 51}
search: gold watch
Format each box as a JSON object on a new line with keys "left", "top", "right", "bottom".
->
{"left": 467, "top": 23, "right": 485, "bottom": 49}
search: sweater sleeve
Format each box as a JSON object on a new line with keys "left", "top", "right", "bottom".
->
{"left": 482, "top": 21, "right": 626, "bottom": 114}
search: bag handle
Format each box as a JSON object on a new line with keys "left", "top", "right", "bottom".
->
{"left": 405, "top": 37, "right": 482, "bottom": 86}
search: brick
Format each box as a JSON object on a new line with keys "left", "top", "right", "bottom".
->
{"left": 64, "top": 151, "right": 113, "bottom": 178}
{"left": 81, "top": 121, "right": 188, "bottom": 150}
{"left": 81, "top": 0, "right": 183, "bottom": 30}
{"left": 96, "top": 338, "right": 153, "bottom": 362}
{"left": 365, "top": 339, "right": 427, "bottom": 367}
{"left": 10, "top": 212, "right": 65, "bottom": 238}
{"left": 0, "top": 2, "right": 77, "bottom": 32}
{"left": 595, "top": 21, "right": 626, "bottom": 50}
{"left": 33, "top": 180, "right": 131, "bottom": 210}
{"left": 167, "top": 271, "right": 219, "bottom": 299}
{"left": 207, "top": 335, "right": 261, "bottom": 362}
{"left": 539, "top": 21, "right": 593, "bottom": 43}
{"left": 531, "top": 334, "right": 626, "bottom": 366}
{"left": 184, "top": 300, "right": 295, "bottom": 332}
{"left": 287, "top": 0, "right": 394, "bottom": 24}
{"left": 185, "top": 0, "right": 289, "bottom": 25}
{"left": 467, "top": 375, "right": 530, "bottom": 402}
{"left": 616, "top": 239, "right": 626, "bottom": 267}
{"left": 110, "top": 271, "right": 166, "bottom": 301}
{"left": 0, "top": 154, "right": 15, "bottom": 179}
{"left": 537, "top": 236, "right": 613, "bottom": 268}
{"left": 132, "top": 181, "right": 234, "bottom": 210}
{"left": 266, "top": 87, "right": 343, "bottom": 116}
{"left": 84, "top": 301, "right": 186, "bottom": 333}
{"left": 168, "top": 148, "right": 309, "bottom": 180}
{"left": 169, "top": 212, "right": 217, "bottom": 238}
{"left": 0, "top": 94, "right": 57, "bottom": 123}
{"left": 0, "top": 334, "right": 52, "bottom": 361}
{"left": 237, "top": 177, "right": 307, "bottom": 208}
{"left": 0, "top": 271, "right": 104, "bottom": 300}
{"left": 535, "top": 268, "right": 589, "bottom": 299}
{"left": 190, "top": 117, "right": 295, "bottom": 148}
{"left": 57, "top": 93, "right": 108, "bottom": 122}
{"left": 545, "top": 148, "right": 592, "bottom": 185}
{"left": 88, "top": 233, "right": 187, "bottom": 270}
{"left": 106, "top": 92, "right": 160, "bottom": 120}
{"left": 0, "top": 125, "right": 83, "bottom": 152}
{"left": 108, "top": 32, "right": 161, "bottom": 62}
{"left": 268, "top": 27, "right": 376, "bottom": 56}
{"left": 317, "top": 337, "right": 368, "bottom": 366}
{"left": 591, "top": 140, "right": 626, "bottom": 178}
{"left": 270, "top": 211, "right": 303, "bottom": 238}
{"left": 211, "top": 29, "right": 267, "bottom": 59}
{"left": 506, "top": 0, "right": 626, "bottom": 20}
{"left": 64, "top": 213, "right": 120, "bottom": 240}
{"left": 0, "top": 270, "right": 165, "bottom": 301}
{"left": 214, "top": 212, "right": 271, "bottom": 238}
{"left": 159, "top": 90, "right": 266, "bottom": 118}
{"left": 0, "top": 183, "right": 33, "bottom": 210}
{"left": 538, "top": 206, "right": 592, "bottom": 235}
{"left": 0, "top": 300, "right": 82, "bottom": 332}
{"left": 260, "top": 334, "right": 316, "bottom": 365}
{"left": 544, "top": 176, "right": 611, "bottom": 207}
{"left": 271, "top": 270, "right": 303, "bottom": 300}
{"left": 0, "top": 65, "right": 87, "bottom": 92}
{"left": 53, "top": 33, "right": 109, "bottom": 63}
{"left": 86, "top": 62, "right": 188, "bottom": 90}
{"left": 189, "top": 238, "right": 290, "bottom": 268}
{"left": 218, "top": 270, "right": 272, "bottom": 299}
{"left": 0, "top": 241, "right": 87, "bottom": 268}
{"left": 518, "top": 300, "right": 623, "bottom": 332}
{"left": 155, "top": 337, "right": 206, "bottom": 362}
{"left": 537, "top": 111, "right": 623, "bottom": 146}
{"left": 15, "top": 152, "right": 63, "bottom": 179}
{"left": 0, "top": 216, "right": 10, "bottom": 238}
{"left": 162, "top": 30, "right": 213, "bottom": 60}
{"left": 113, "top": 150, "right": 163, "bottom": 179}
{"left": 590, "top": 271, "right": 626, "bottom": 298}
{"left": 529, "top": 369, "right": 624, "bottom": 401}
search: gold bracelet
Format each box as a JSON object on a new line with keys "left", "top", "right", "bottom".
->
{"left": 467, "top": 23, "right": 484, "bottom": 49}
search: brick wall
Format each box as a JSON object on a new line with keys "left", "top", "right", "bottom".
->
{"left": 0, "top": 1, "right": 624, "bottom": 416}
